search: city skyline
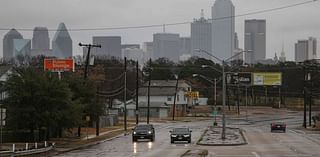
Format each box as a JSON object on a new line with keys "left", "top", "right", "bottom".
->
{"left": 0, "top": 0, "right": 320, "bottom": 61}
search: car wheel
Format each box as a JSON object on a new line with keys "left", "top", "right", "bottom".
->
{"left": 171, "top": 140, "right": 174, "bottom": 144}
{"left": 151, "top": 137, "right": 154, "bottom": 142}
{"left": 188, "top": 140, "right": 191, "bottom": 143}
{"left": 132, "top": 137, "right": 136, "bottom": 142}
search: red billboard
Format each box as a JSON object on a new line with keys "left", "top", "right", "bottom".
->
{"left": 44, "top": 58, "right": 75, "bottom": 72}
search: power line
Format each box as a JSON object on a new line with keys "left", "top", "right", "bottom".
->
{"left": 0, "top": 0, "right": 316, "bottom": 32}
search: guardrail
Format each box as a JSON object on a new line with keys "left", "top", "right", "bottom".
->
{"left": 0, "top": 141, "right": 54, "bottom": 157}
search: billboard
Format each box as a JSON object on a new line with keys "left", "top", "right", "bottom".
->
{"left": 44, "top": 58, "right": 75, "bottom": 72}
{"left": 185, "top": 91, "right": 199, "bottom": 99}
{"left": 253, "top": 72, "right": 282, "bottom": 86}
{"left": 226, "top": 72, "right": 252, "bottom": 85}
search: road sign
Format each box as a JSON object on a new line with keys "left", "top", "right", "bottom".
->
{"left": 226, "top": 72, "right": 252, "bottom": 85}
{"left": 44, "top": 58, "right": 75, "bottom": 72}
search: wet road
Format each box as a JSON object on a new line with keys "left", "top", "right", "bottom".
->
{"left": 55, "top": 120, "right": 209, "bottom": 157}
{"left": 55, "top": 108, "right": 320, "bottom": 157}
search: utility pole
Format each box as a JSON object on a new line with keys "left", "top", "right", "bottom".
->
{"left": 78, "top": 42, "right": 101, "bottom": 137}
{"left": 136, "top": 61, "right": 139, "bottom": 124}
{"left": 309, "top": 74, "right": 312, "bottom": 127}
{"left": 124, "top": 57, "right": 127, "bottom": 132}
{"left": 237, "top": 84, "right": 240, "bottom": 115}
{"left": 172, "top": 75, "right": 179, "bottom": 120}
{"left": 214, "top": 78, "right": 217, "bottom": 126}
{"left": 147, "top": 59, "right": 152, "bottom": 124}
{"left": 303, "top": 66, "right": 307, "bottom": 128}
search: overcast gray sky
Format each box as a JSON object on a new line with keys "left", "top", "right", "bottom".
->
{"left": 0, "top": 0, "right": 319, "bottom": 61}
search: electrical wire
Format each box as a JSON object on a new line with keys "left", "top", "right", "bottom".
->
{"left": 0, "top": 0, "right": 317, "bottom": 32}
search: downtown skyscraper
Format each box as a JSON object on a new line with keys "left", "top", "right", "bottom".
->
{"left": 211, "top": 0, "right": 235, "bottom": 61}
{"left": 52, "top": 23, "right": 73, "bottom": 58}
{"left": 244, "top": 19, "right": 266, "bottom": 64}
{"left": 191, "top": 10, "right": 212, "bottom": 59}
{"left": 295, "top": 37, "right": 317, "bottom": 62}
{"left": 3, "top": 28, "right": 23, "bottom": 61}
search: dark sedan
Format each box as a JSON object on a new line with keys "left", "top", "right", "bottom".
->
{"left": 132, "top": 124, "right": 155, "bottom": 142}
{"left": 170, "top": 127, "right": 192, "bottom": 143}
{"left": 271, "top": 122, "right": 286, "bottom": 132}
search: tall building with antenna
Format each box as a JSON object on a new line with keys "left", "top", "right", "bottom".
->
{"left": 211, "top": 0, "right": 235, "bottom": 61}
{"left": 191, "top": 9, "right": 212, "bottom": 59}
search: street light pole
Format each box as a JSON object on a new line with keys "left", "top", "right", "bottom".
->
{"left": 124, "top": 57, "right": 127, "bottom": 132}
{"left": 214, "top": 78, "right": 217, "bottom": 126}
{"left": 195, "top": 48, "right": 251, "bottom": 140}
{"left": 147, "top": 59, "right": 152, "bottom": 124}
{"left": 222, "top": 61, "right": 226, "bottom": 140}
{"left": 136, "top": 61, "right": 139, "bottom": 124}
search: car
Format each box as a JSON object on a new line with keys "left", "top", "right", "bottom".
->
{"left": 170, "top": 127, "right": 192, "bottom": 144}
{"left": 271, "top": 122, "right": 286, "bottom": 132}
{"left": 132, "top": 124, "right": 155, "bottom": 142}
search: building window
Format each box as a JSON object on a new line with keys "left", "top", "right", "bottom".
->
{"left": 177, "top": 95, "right": 180, "bottom": 101}
{"left": 167, "top": 96, "right": 172, "bottom": 101}
{"left": 184, "top": 95, "right": 186, "bottom": 101}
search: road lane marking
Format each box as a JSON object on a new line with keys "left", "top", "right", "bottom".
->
{"left": 252, "top": 152, "right": 261, "bottom": 157}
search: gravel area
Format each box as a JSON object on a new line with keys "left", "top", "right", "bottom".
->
{"left": 197, "top": 126, "right": 247, "bottom": 145}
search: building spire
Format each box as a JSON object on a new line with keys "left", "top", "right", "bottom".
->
{"left": 201, "top": 9, "right": 204, "bottom": 19}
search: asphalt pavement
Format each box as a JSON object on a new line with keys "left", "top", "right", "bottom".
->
{"left": 54, "top": 107, "right": 320, "bottom": 157}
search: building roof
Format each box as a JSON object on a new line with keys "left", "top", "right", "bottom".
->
{"left": 139, "top": 80, "right": 191, "bottom": 96}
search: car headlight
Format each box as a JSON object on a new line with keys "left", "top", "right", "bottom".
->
{"left": 171, "top": 135, "right": 177, "bottom": 137}
{"left": 133, "top": 131, "right": 136, "bottom": 135}
{"left": 148, "top": 131, "right": 152, "bottom": 134}
{"left": 184, "top": 134, "right": 190, "bottom": 137}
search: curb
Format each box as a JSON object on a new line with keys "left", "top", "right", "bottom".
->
{"left": 180, "top": 149, "right": 208, "bottom": 157}
{"left": 54, "top": 127, "right": 134, "bottom": 155}
{"left": 196, "top": 127, "right": 248, "bottom": 146}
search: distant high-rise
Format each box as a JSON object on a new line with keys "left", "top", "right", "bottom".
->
{"left": 295, "top": 37, "right": 317, "bottom": 62}
{"left": 3, "top": 28, "right": 23, "bottom": 61}
{"left": 244, "top": 19, "right": 266, "bottom": 64}
{"left": 52, "top": 23, "right": 72, "bottom": 58}
{"left": 92, "top": 36, "right": 121, "bottom": 58}
{"left": 13, "top": 39, "right": 31, "bottom": 57}
{"left": 212, "top": 0, "right": 235, "bottom": 61}
{"left": 32, "top": 27, "right": 50, "bottom": 50}
{"left": 191, "top": 10, "right": 212, "bottom": 58}
{"left": 122, "top": 47, "right": 144, "bottom": 64}
{"left": 153, "top": 33, "right": 180, "bottom": 61}
{"left": 121, "top": 44, "right": 140, "bottom": 49}
{"left": 142, "top": 42, "right": 153, "bottom": 61}
{"left": 179, "top": 37, "right": 191, "bottom": 55}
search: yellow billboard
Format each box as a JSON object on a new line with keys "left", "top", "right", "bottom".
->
{"left": 253, "top": 72, "right": 282, "bottom": 86}
{"left": 185, "top": 91, "right": 199, "bottom": 98}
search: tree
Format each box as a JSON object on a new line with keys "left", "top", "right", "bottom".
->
{"left": 3, "top": 67, "right": 80, "bottom": 141}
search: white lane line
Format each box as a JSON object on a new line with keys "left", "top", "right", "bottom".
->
{"left": 252, "top": 152, "right": 261, "bottom": 157}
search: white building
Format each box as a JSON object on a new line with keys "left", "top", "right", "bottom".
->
{"left": 212, "top": 0, "right": 235, "bottom": 61}
{"left": 138, "top": 80, "right": 192, "bottom": 117}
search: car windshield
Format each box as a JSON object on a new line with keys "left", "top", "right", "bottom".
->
{"left": 135, "top": 125, "right": 152, "bottom": 131}
{"left": 172, "top": 128, "right": 189, "bottom": 133}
